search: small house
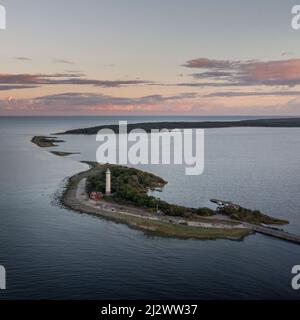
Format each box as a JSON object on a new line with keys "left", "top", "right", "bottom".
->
{"left": 90, "top": 192, "right": 103, "bottom": 201}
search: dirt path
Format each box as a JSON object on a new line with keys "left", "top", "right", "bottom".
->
{"left": 74, "top": 177, "right": 247, "bottom": 230}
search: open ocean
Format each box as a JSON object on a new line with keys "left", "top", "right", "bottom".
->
{"left": 0, "top": 116, "right": 300, "bottom": 299}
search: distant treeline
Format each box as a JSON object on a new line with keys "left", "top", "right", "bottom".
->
{"left": 58, "top": 118, "right": 300, "bottom": 135}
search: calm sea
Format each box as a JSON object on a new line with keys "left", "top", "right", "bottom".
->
{"left": 0, "top": 116, "right": 300, "bottom": 299}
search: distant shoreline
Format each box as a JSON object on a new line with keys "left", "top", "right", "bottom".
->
{"left": 57, "top": 118, "right": 300, "bottom": 135}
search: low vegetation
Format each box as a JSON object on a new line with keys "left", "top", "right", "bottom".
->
{"left": 218, "top": 205, "right": 288, "bottom": 225}
{"left": 119, "top": 215, "right": 251, "bottom": 240}
{"left": 86, "top": 163, "right": 288, "bottom": 226}
{"left": 86, "top": 164, "right": 214, "bottom": 218}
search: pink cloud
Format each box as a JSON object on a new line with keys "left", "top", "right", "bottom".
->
{"left": 183, "top": 58, "right": 300, "bottom": 87}
{"left": 243, "top": 59, "right": 300, "bottom": 82}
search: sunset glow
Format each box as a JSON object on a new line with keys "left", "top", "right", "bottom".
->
{"left": 1, "top": 0, "right": 300, "bottom": 115}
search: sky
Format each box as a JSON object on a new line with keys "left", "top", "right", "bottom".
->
{"left": 1, "top": 0, "right": 300, "bottom": 115}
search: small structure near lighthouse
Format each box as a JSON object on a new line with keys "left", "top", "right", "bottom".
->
{"left": 105, "top": 168, "right": 111, "bottom": 195}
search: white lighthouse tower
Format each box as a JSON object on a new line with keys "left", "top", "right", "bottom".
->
{"left": 105, "top": 168, "right": 111, "bottom": 195}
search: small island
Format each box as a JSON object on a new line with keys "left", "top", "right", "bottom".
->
{"left": 61, "top": 162, "right": 290, "bottom": 241}
{"left": 31, "top": 136, "right": 79, "bottom": 157}
{"left": 50, "top": 151, "right": 80, "bottom": 157}
{"left": 31, "top": 136, "right": 65, "bottom": 148}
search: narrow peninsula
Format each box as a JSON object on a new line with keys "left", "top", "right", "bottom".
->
{"left": 61, "top": 162, "right": 291, "bottom": 241}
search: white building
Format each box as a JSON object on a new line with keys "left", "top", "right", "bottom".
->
{"left": 105, "top": 168, "right": 111, "bottom": 195}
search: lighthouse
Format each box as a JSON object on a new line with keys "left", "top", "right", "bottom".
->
{"left": 105, "top": 168, "right": 111, "bottom": 195}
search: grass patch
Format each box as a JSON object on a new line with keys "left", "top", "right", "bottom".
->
{"left": 218, "top": 206, "right": 288, "bottom": 225}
